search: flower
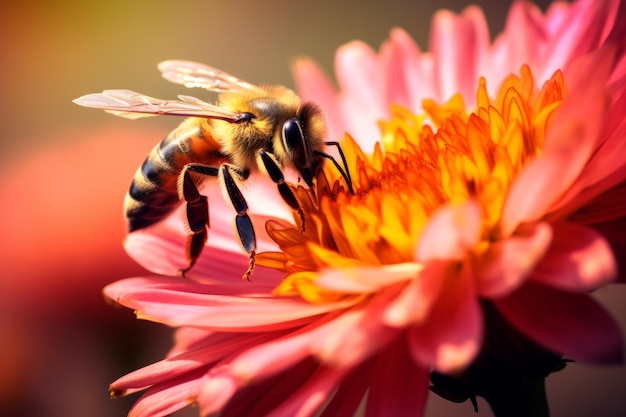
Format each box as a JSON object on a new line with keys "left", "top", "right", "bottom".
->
{"left": 104, "top": 0, "right": 626, "bottom": 416}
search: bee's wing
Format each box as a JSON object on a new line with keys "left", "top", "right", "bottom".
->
{"left": 73, "top": 89, "right": 244, "bottom": 121}
{"left": 158, "top": 60, "right": 258, "bottom": 92}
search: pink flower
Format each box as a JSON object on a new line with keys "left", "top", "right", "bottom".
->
{"left": 104, "top": 0, "right": 626, "bottom": 416}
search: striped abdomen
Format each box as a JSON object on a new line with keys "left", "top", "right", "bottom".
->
{"left": 124, "top": 118, "right": 227, "bottom": 232}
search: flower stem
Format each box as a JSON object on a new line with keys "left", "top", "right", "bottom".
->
{"left": 480, "top": 374, "right": 549, "bottom": 417}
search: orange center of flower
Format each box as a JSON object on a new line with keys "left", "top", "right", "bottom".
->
{"left": 257, "top": 65, "right": 566, "bottom": 303}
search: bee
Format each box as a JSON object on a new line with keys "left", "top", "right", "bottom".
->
{"left": 73, "top": 60, "right": 352, "bottom": 279}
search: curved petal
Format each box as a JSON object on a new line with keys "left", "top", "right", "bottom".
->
{"left": 477, "top": 222, "right": 553, "bottom": 298}
{"left": 365, "top": 338, "right": 429, "bottom": 417}
{"left": 335, "top": 40, "right": 388, "bottom": 149}
{"left": 490, "top": 1, "right": 547, "bottom": 81}
{"left": 314, "top": 262, "right": 421, "bottom": 294}
{"left": 220, "top": 359, "right": 320, "bottom": 416}
{"left": 310, "top": 290, "right": 400, "bottom": 368}
{"left": 383, "top": 260, "right": 448, "bottom": 327}
{"left": 548, "top": 84, "right": 626, "bottom": 218}
{"left": 265, "top": 367, "right": 349, "bottom": 417}
{"left": 229, "top": 328, "right": 315, "bottom": 383}
{"left": 494, "top": 281, "right": 623, "bottom": 364}
{"left": 530, "top": 222, "right": 617, "bottom": 291}
{"left": 416, "top": 200, "right": 482, "bottom": 262}
{"left": 168, "top": 327, "right": 218, "bottom": 357}
{"left": 126, "top": 368, "right": 206, "bottom": 417}
{"left": 408, "top": 263, "right": 483, "bottom": 373}
{"left": 590, "top": 216, "right": 626, "bottom": 282}
{"left": 104, "top": 275, "right": 275, "bottom": 299}
{"left": 197, "top": 372, "right": 239, "bottom": 416}
{"left": 112, "top": 331, "right": 278, "bottom": 394}
{"left": 501, "top": 45, "right": 614, "bottom": 236}
{"left": 430, "top": 6, "right": 490, "bottom": 104}
{"left": 126, "top": 223, "right": 284, "bottom": 283}
{"left": 104, "top": 276, "right": 358, "bottom": 331}
{"left": 538, "top": 0, "right": 620, "bottom": 82}
{"left": 380, "top": 27, "right": 435, "bottom": 112}
{"left": 544, "top": 1, "right": 573, "bottom": 36}
{"left": 292, "top": 57, "right": 344, "bottom": 142}
{"left": 319, "top": 364, "right": 373, "bottom": 417}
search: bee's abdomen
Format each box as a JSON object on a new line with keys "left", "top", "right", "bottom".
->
{"left": 125, "top": 121, "right": 219, "bottom": 232}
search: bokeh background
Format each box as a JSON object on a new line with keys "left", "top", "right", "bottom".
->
{"left": 1, "top": 1, "right": 625, "bottom": 416}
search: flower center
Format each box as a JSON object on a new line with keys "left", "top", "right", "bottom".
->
{"left": 257, "top": 65, "right": 565, "bottom": 303}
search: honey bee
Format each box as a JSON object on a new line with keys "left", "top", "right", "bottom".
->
{"left": 73, "top": 60, "right": 352, "bottom": 279}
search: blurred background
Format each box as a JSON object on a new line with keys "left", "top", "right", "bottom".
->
{"left": 1, "top": 1, "right": 625, "bottom": 416}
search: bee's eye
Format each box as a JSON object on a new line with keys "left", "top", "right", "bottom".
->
{"left": 282, "top": 117, "right": 304, "bottom": 150}
{"left": 282, "top": 117, "right": 308, "bottom": 167}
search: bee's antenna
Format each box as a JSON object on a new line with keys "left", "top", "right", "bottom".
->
{"left": 315, "top": 141, "right": 354, "bottom": 194}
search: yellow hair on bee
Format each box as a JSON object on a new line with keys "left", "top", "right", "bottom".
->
{"left": 211, "top": 85, "right": 305, "bottom": 172}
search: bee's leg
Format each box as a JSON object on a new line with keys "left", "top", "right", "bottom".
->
{"left": 178, "top": 163, "right": 219, "bottom": 276}
{"left": 258, "top": 150, "right": 306, "bottom": 231}
{"left": 317, "top": 141, "right": 354, "bottom": 194}
{"left": 219, "top": 164, "right": 256, "bottom": 280}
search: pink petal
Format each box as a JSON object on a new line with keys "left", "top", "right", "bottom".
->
{"left": 112, "top": 331, "right": 278, "bottom": 394}
{"left": 415, "top": 200, "right": 482, "bottom": 262}
{"left": 320, "top": 364, "right": 373, "bottom": 417}
{"left": 538, "top": 0, "right": 620, "bottom": 82}
{"left": 220, "top": 359, "right": 319, "bottom": 417}
{"left": 229, "top": 328, "right": 315, "bottom": 382}
{"left": 124, "top": 222, "right": 190, "bottom": 277}
{"left": 383, "top": 260, "right": 448, "bottom": 327}
{"left": 544, "top": 54, "right": 626, "bottom": 221}
{"left": 197, "top": 372, "right": 238, "bottom": 416}
{"left": 476, "top": 222, "right": 553, "bottom": 298}
{"left": 292, "top": 57, "right": 344, "bottom": 142}
{"left": 380, "top": 28, "right": 435, "bottom": 111}
{"left": 501, "top": 45, "right": 614, "bottom": 236}
{"left": 498, "top": 0, "right": 547, "bottom": 73}
{"left": 125, "top": 225, "right": 278, "bottom": 282}
{"left": 265, "top": 367, "right": 349, "bottom": 417}
{"left": 335, "top": 40, "right": 388, "bottom": 149}
{"left": 430, "top": 6, "right": 489, "bottom": 103}
{"left": 168, "top": 327, "right": 216, "bottom": 357}
{"left": 365, "top": 338, "right": 429, "bottom": 417}
{"left": 126, "top": 369, "right": 205, "bottom": 417}
{"left": 104, "top": 276, "right": 357, "bottom": 331}
{"left": 310, "top": 290, "right": 400, "bottom": 368}
{"left": 408, "top": 264, "right": 483, "bottom": 373}
{"left": 605, "top": 0, "right": 626, "bottom": 44}
{"left": 530, "top": 222, "right": 617, "bottom": 291}
{"left": 104, "top": 275, "right": 275, "bottom": 299}
{"left": 315, "top": 263, "right": 422, "bottom": 294}
{"left": 548, "top": 82, "right": 626, "bottom": 218}
{"left": 494, "top": 281, "right": 624, "bottom": 364}
{"left": 572, "top": 177, "right": 626, "bottom": 226}
{"left": 591, "top": 216, "right": 626, "bottom": 283}
{"left": 544, "top": 1, "right": 572, "bottom": 36}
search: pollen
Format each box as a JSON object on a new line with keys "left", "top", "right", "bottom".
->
{"left": 257, "top": 65, "right": 566, "bottom": 303}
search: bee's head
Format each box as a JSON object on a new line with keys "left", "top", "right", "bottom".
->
{"left": 280, "top": 102, "right": 326, "bottom": 188}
